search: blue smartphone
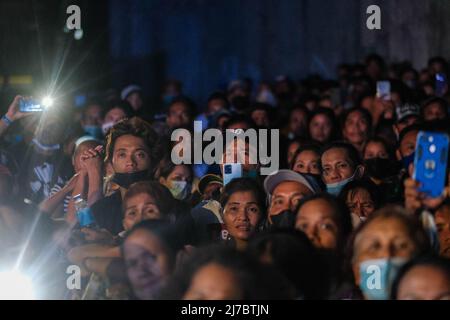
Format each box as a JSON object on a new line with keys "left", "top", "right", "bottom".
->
{"left": 376, "top": 81, "right": 391, "bottom": 100}
{"left": 435, "top": 73, "right": 447, "bottom": 97}
{"left": 222, "top": 163, "right": 242, "bottom": 186}
{"left": 413, "top": 131, "right": 449, "bottom": 198}
{"left": 19, "top": 98, "right": 44, "bottom": 112}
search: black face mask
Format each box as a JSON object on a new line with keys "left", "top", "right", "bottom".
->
{"left": 271, "top": 210, "right": 296, "bottom": 229}
{"left": 112, "top": 170, "right": 150, "bottom": 189}
{"left": 364, "top": 158, "right": 399, "bottom": 180}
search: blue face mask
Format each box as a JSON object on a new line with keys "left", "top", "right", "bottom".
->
{"left": 163, "top": 94, "right": 176, "bottom": 106}
{"left": 401, "top": 152, "right": 415, "bottom": 170}
{"left": 326, "top": 168, "right": 359, "bottom": 196}
{"left": 83, "top": 125, "right": 103, "bottom": 140}
{"left": 359, "top": 257, "right": 407, "bottom": 300}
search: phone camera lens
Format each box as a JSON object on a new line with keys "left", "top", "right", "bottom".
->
{"left": 429, "top": 144, "right": 436, "bottom": 153}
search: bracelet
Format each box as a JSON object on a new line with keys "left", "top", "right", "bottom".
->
{"left": 1, "top": 114, "right": 13, "bottom": 126}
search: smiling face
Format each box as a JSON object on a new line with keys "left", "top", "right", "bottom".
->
{"left": 223, "top": 191, "right": 262, "bottom": 243}
{"left": 112, "top": 134, "right": 151, "bottom": 173}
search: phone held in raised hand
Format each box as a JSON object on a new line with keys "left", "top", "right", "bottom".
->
{"left": 413, "top": 131, "right": 449, "bottom": 198}
{"left": 376, "top": 81, "right": 391, "bottom": 101}
{"left": 19, "top": 98, "right": 44, "bottom": 112}
{"left": 222, "top": 163, "right": 243, "bottom": 186}
{"left": 435, "top": 73, "right": 447, "bottom": 97}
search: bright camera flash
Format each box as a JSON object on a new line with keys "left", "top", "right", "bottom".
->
{"left": 0, "top": 270, "right": 35, "bottom": 300}
{"left": 42, "top": 96, "right": 54, "bottom": 108}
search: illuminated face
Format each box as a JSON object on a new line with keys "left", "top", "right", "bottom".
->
{"left": 352, "top": 217, "right": 417, "bottom": 286}
{"left": 123, "top": 230, "right": 172, "bottom": 300}
{"left": 295, "top": 198, "right": 340, "bottom": 250}
{"left": 223, "top": 191, "right": 262, "bottom": 242}
{"left": 292, "top": 150, "right": 320, "bottom": 175}
{"left": 396, "top": 265, "right": 450, "bottom": 300}
{"left": 321, "top": 148, "right": 356, "bottom": 184}
{"left": 123, "top": 193, "right": 161, "bottom": 231}
{"left": 268, "top": 181, "right": 313, "bottom": 220}
{"left": 112, "top": 134, "right": 151, "bottom": 173}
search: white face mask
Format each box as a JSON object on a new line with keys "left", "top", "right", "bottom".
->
{"left": 102, "top": 121, "right": 115, "bottom": 135}
{"left": 168, "top": 180, "right": 191, "bottom": 200}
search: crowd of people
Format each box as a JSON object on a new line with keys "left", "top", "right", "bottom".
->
{"left": 0, "top": 53, "right": 450, "bottom": 300}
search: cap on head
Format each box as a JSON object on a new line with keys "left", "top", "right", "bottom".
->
{"left": 121, "top": 85, "right": 142, "bottom": 100}
{"left": 263, "top": 169, "right": 317, "bottom": 196}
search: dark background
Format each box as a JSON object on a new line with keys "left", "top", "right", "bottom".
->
{"left": 0, "top": 0, "right": 449, "bottom": 109}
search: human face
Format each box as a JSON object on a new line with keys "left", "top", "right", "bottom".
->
{"left": 251, "top": 110, "right": 269, "bottom": 127}
{"left": 396, "top": 265, "right": 450, "bottom": 300}
{"left": 112, "top": 134, "right": 151, "bottom": 173}
{"left": 104, "top": 107, "right": 127, "bottom": 124}
{"left": 268, "top": 181, "right": 313, "bottom": 220}
{"left": 123, "top": 193, "right": 161, "bottom": 231}
{"left": 287, "top": 142, "right": 300, "bottom": 167}
{"left": 397, "top": 130, "right": 418, "bottom": 159}
{"left": 127, "top": 92, "right": 143, "bottom": 111}
{"left": 207, "top": 98, "right": 226, "bottom": 115}
{"left": 363, "top": 141, "right": 388, "bottom": 160}
{"left": 82, "top": 104, "right": 103, "bottom": 126}
{"left": 183, "top": 263, "right": 243, "bottom": 300}
{"left": 295, "top": 198, "right": 340, "bottom": 250}
{"left": 223, "top": 191, "right": 262, "bottom": 242}
{"left": 292, "top": 150, "right": 320, "bottom": 175}
{"left": 352, "top": 216, "right": 417, "bottom": 285}
{"left": 343, "top": 111, "right": 369, "bottom": 147}
{"left": 161, "top": 165, "right": 192, "bottom": 186}
{"left": 346, "top": 188, "right": 375, "bottom": 219}
{"left": 123, "top": 230, "right": 172, "bottom": 300}
{"left": 321, "top": 148, "right": 356, "bottom": 184}
{"left": 394, "top": 116, "right": 419, "bottom": 137}
{"left": 309, "top": 114, "right": 332, "bottom": 143}
{"left": 435, "top": 206, "right": 450, "bottom": 258}
{"left": 289, "top": 109, "right": 307, "bottom": 136}
{"left": 221, "top": 140, "right": 258, "bottom": 173}
{"left": 167, "top": 102, "right": 191, "bottom": 128}
{"left": 424, "top": 102, "right": 447, "bottom": 121}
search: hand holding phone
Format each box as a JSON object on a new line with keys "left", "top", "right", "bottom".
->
{"left": 413, "top": 131, "right": 449, "bottom": 198}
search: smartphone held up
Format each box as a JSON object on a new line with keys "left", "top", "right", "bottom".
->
{"left": 413, "top": 131, "right": 449, "bottom": 198}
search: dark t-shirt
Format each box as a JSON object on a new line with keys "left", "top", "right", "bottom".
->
{"left": 91, "top": 191, "right": 123, "bottom": 235}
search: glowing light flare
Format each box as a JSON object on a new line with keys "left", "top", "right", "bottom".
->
{"left": 0, "top": 270, "right": 35, "bottom": 300}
